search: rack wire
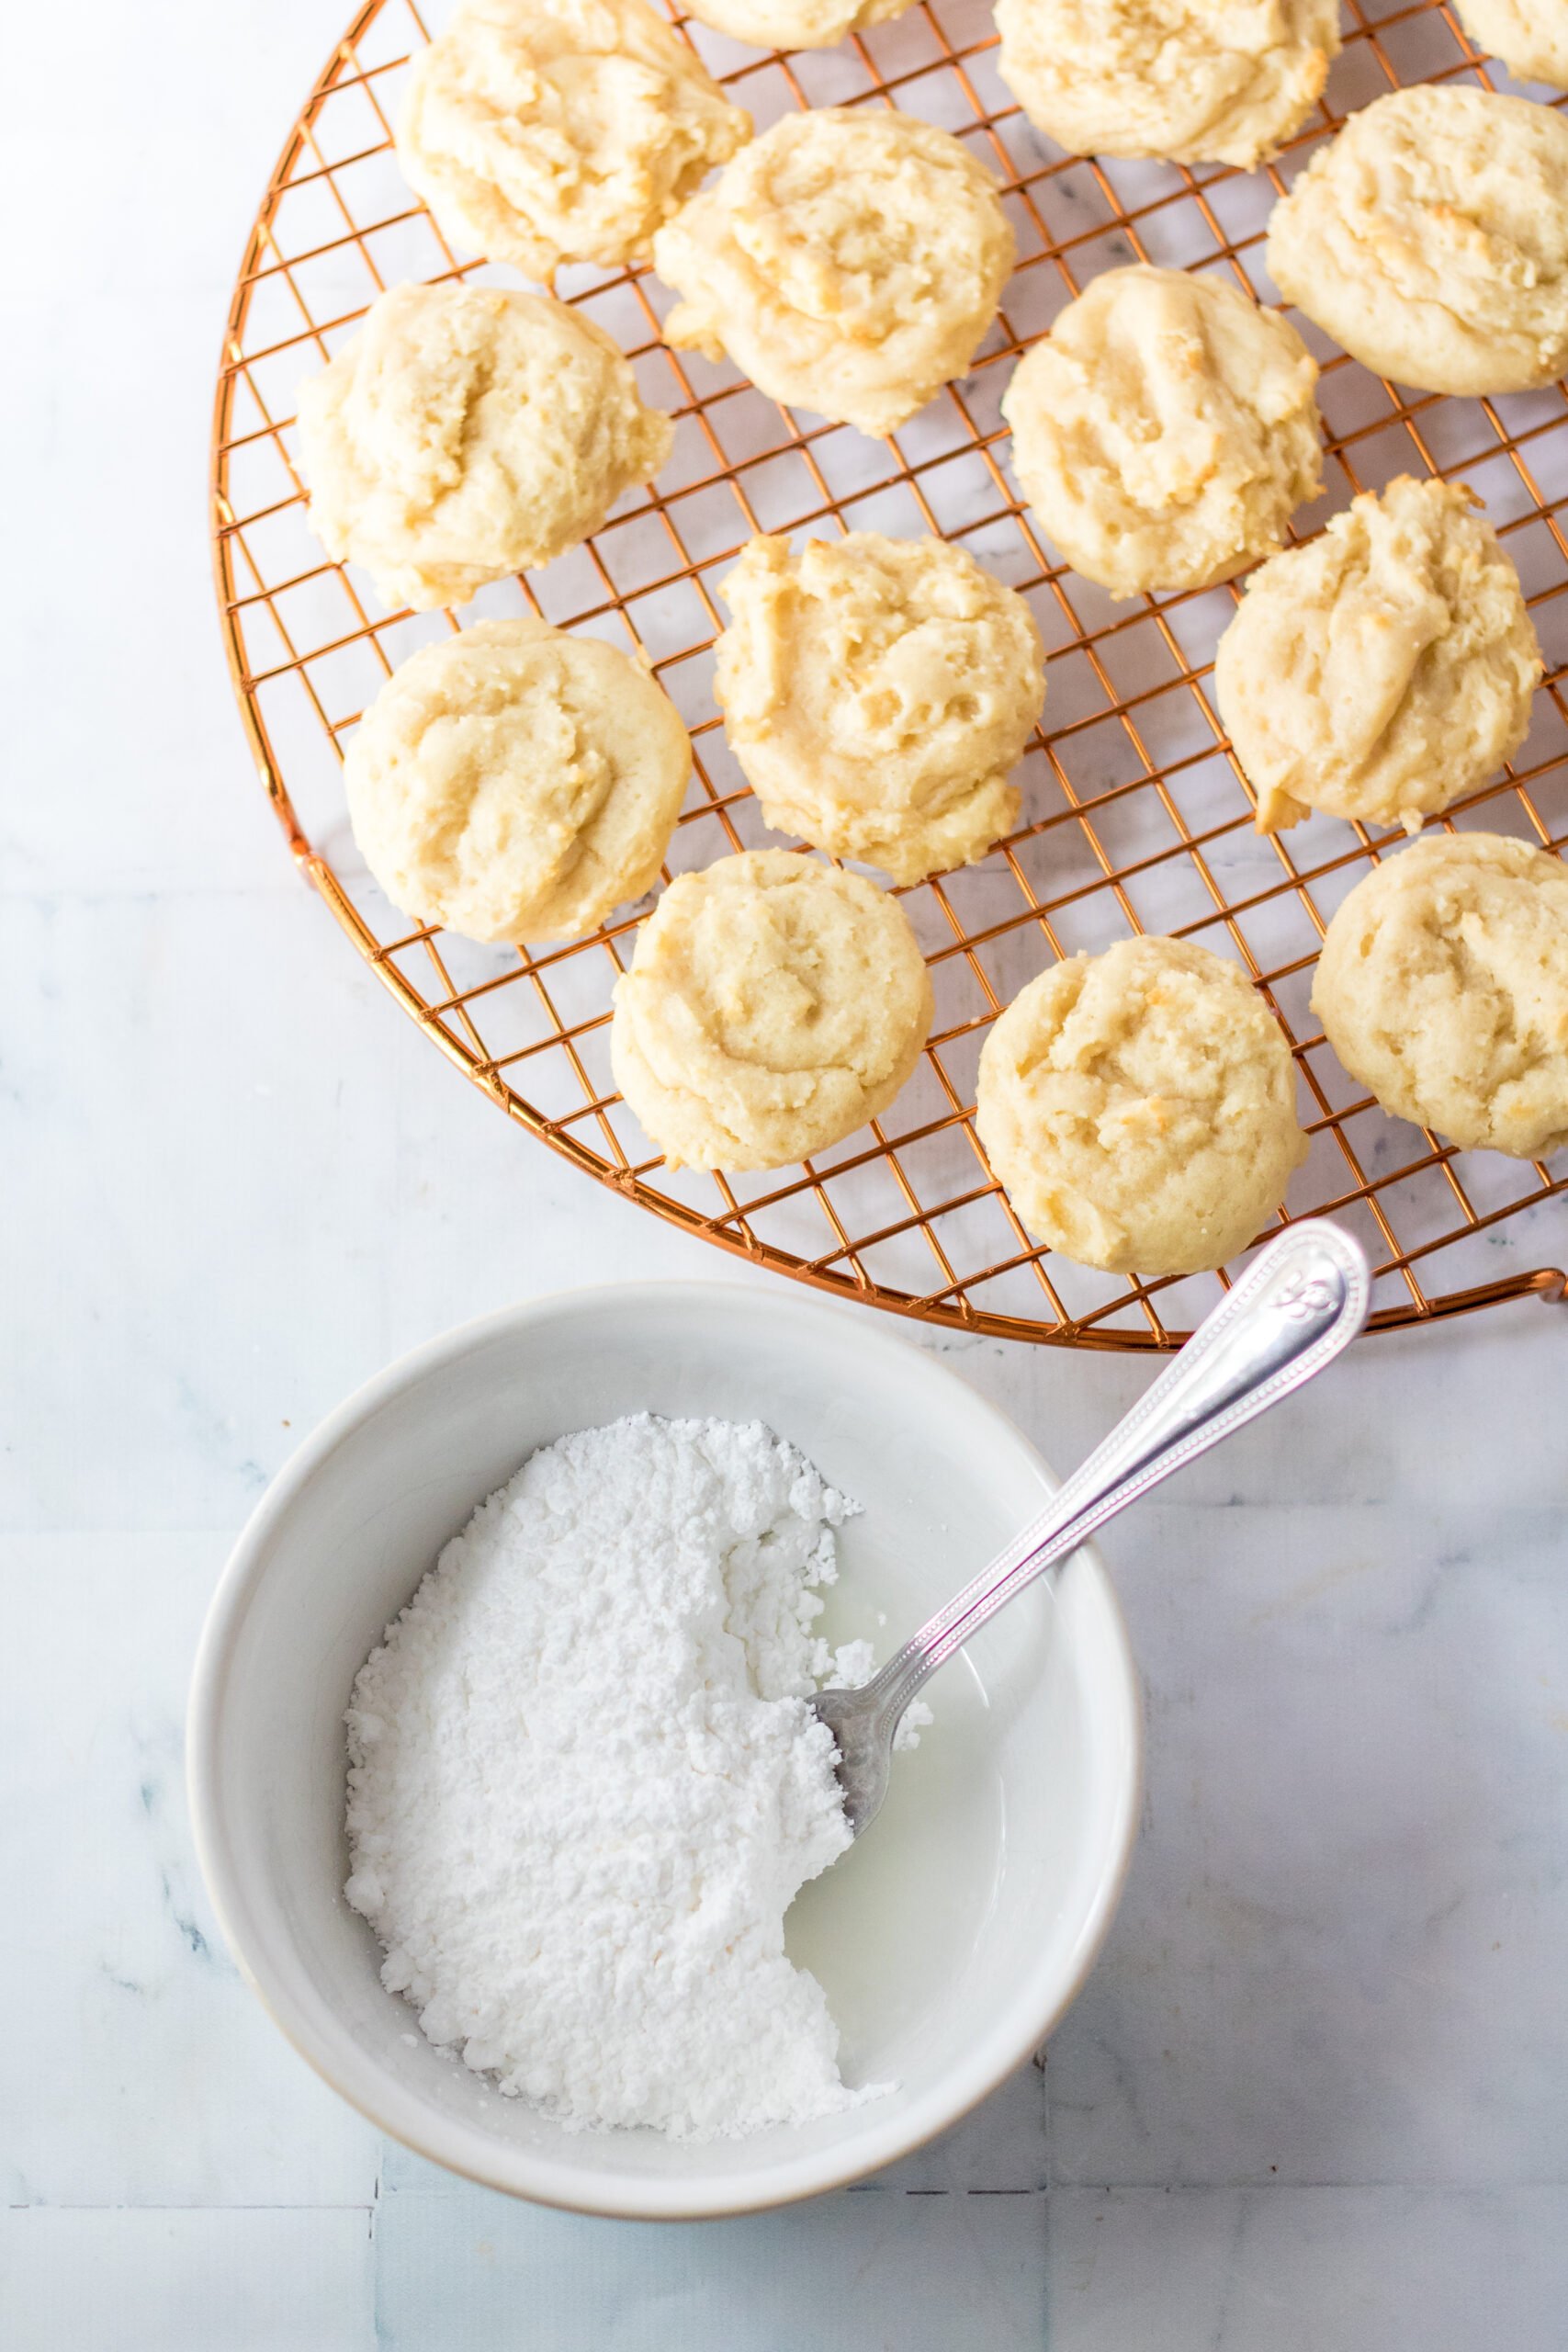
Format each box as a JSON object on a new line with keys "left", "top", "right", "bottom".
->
{"left": 211, "top": 0, "right": 1568, "bottom": 1346}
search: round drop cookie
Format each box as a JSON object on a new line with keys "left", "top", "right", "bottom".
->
{"left": 650, "top": 109, "right": 1015, "bottom": 439}
{"left": 976, "top": 935, "right": 1309, "bottom": 1276}
{"left": 344, "top": 616, "right": 691, "bottom": 944}
{"left": 994, "top": 0, "right": 1340, "bottom": 172}
{"left": 713, "top": 533, "right": 1045, "bottom": 884}
{"left": 1312, "top": 833, "right": 1568, "bottom": 1159}
{"left": 396, "top": 0, "right": 750, "bottom": 282}
{"left": 1265, "top": 86, "right": 1568, "bottom": 397}
{"left": 682, "top": 0, "right": 912, "bottom": 48}
{"left": 1215, "top": 475, "right": 1541, "bottom": 835}
{"left": 1455, "top": 0, "right": 1568, "bottom": 88}
{"left": 610, "top": 852, "right": 933, "bottom": 1169}
{"left": 297, "top": 281, "right": 672, "bottom": 612}
{"left": 1000, "top": 266, "right": 1321, "bottom": 599}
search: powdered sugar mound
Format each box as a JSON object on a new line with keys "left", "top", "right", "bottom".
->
{"left": 344, "top": 1413, "right": 884, "bottom": 2138}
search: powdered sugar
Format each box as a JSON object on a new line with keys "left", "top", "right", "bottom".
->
{"left": 344, "top": 1413, "right": 885, "bottom": 2138}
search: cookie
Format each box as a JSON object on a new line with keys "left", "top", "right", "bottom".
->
{"left": 1001, "top": 266, "right": 1321, "bottom": 598}
{"left": 682, "top": 0, "right": 911, "bottom": 48}
{"left": 297, "top": 281, "right": 672, "bottom": 612}
{"left": 610, "top": 851, "right": 933, "bottom": 1168}
{"left": 1455, "top": 0, "right": 1568, "bottom": 88}
{"left": 995, "top": 0, "right": 1339, "bottom": 171}
{"left": 651, "top": 108, "right": 1014, "bottom": 438}
{"left": 1312, "top": 832, "right": 1568, "bottom": 1159}
{"left": 396, "top": 0, "right": 750, "bottom": 282}
{"left": 976, "top": 934, "right": 1309, "bottom": 1275}
{"left": 1215, "top": 475, "right": 1541, "bottom": 835}
{"left": 344, "top": 616, "right": 691, "bottom": 944}
{"left": 1266, "top": 85, "right": 1568, "bottom": 397}
{"left": 714, "top": 533, "right": 1045, "bottom": 883}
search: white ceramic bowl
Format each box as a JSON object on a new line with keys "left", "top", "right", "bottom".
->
{"left": 188, "top": 1281, "right": 1140, "bottom": 2218}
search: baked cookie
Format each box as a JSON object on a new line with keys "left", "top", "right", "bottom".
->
{"left": 396, "top": 0, "right": 750, "bottom": 282}
{"left": 976, "top": 934, "right": 1308, "bottom": 1275}
{"left": 994, "top": 0, "right": 1339, "bottom": 171}
{"left": 714, "top": 533, "right": 1045, "bottom": 883}
{"left": 297, "top": 281, "right": 672, "bottom": 612}
{"left": 344, "top": 616, "right": 690, "bottom": 944}
{"left": 1266, "top": 85, "right": 1568, "bottom": 397}
{"left": 1001, "top": 266, "right": 1321, "bottom": 598}
{"left": 682, "top": 0, "right": 912, "bottom": 48}
{"left": 1215, "top": 475, "right": 1541, "bottom": 835}
{"left": 610, "top": 851, "right": 933, "bottom": 1168}
{"left": 650, "top": 109, "right": 1014, "bottom": 437}
{"left": 1455, "top": 0, "right": 1568, "bottom": 87}
{"left": 1312, "top": 832, "right": 1568, "bottom": 1159}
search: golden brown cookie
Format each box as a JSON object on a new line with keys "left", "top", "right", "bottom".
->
{"left": 1215, "top": 476, "right": 1540, "bottom": 834}
{"left": 344, "top": 616, "right": 691, "bottom": 944}
{"left": 714, "top": 533, "right": 1044, "bottom": 883}
{"left": 610, "top": 852, "right": 933, "bottom": 1168}
{"left": 1312, "top": 832, "right": 1568, "bottom": 1159}
{"left": 1001, "top": 266, "right": 1321, "bottom": 598}
{"left": 397, "top": 0, "right": 749, "bottom": 281}
{"left": 651, "top": 109, "right": 1014, "bottom": 438}
{"left": 995, "top": 0, "right": 1339, "bottom": 170}
{"left": 1266, "top": 85, "right": 1568, "bottom": 396}
{"left": 976, "top": 934, "right": 1308, "bottom": 1274}
{"left": 297, "top": 281, "right": 672, "bottom": 611}
{"left": 682, "top": 0, "right": 912, "bottom": 48}
{"left": 1455, "top": 0, "right": 1568, "bottom": 88}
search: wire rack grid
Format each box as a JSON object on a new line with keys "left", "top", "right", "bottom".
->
{"left": 211, "top": 0, "right": 1568, "bottom": 1348}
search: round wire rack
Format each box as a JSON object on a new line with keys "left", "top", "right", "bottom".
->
{"left": 212, "top": 0, "right": 1568, "bottom": 1348}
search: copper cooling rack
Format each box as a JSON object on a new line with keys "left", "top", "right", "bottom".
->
{"left": 211, "top": 0, "right": 1568, "bottom": 1347}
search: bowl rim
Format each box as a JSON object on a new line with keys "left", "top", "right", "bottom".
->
{"left": 187, "top": 1276, "right": 1143, "bottom": 2219}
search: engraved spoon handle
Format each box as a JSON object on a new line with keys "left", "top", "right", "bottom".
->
{"left": 869, "top": 1222, "right": 1371, "bottom": 1727}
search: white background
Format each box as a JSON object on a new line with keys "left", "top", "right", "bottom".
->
{"left": 4, "top": 0, "right": 1568, "bottom": 2343}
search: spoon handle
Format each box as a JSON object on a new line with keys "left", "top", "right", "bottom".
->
{"left": 871, "top": 1221, "right": 1370, "bottom": 1722}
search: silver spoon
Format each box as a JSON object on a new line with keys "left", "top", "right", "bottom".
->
{"left": 811, "top": 1219, "right": 1371, "bottom": 1837}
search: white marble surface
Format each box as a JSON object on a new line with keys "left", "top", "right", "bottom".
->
{"left": 5, "top": 0, "right": 1568, "bottom": 2342}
